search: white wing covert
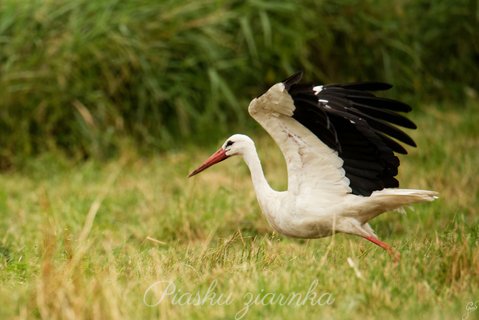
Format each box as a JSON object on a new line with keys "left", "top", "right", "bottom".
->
{"left": 248, "top": 78, "right": 352, "bottom": 208}
{"left": 248, "top": 72, "right": 417, "bottom": 206}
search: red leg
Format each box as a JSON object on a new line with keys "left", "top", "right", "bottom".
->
{"left": 363, "top": 235, "right": 401, "bottom": 262}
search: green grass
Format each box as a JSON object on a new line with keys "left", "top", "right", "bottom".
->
{"left": 0, "top": 104, "right": 478, "bottom": 319}
{"left": 1, "top": 0, "right": 478, "bottom": 164}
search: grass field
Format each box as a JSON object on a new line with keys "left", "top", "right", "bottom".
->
{"left": 0, "top": 103, "right": 478, "bottom": 319}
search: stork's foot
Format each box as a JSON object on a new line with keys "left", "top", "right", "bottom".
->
{"left": 363, "top": 235, "right": 401, "bottom": 263}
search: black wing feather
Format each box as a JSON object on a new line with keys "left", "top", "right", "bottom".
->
{"left": 330, "top": 82, "right": 393, "bottom": 91}
{"left": 350, "top": 102, "right": 417, "bottom": 129}
{"left": 283, "top": 71, "right": 416, "bottom": 196}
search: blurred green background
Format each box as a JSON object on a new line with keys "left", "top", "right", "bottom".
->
{"left": 1, "top": 0, "right": 478, "bottom": 166}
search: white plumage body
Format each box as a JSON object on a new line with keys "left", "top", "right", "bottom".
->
{"left": 189, "top": 72, "right": 438, "bottom": 258}
{"left": 246, "top": 82, "right": 437, "bottom": 240}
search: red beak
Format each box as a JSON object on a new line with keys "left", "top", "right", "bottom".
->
{"left": 188, "top": 148, "right": 229, "bottom": 177}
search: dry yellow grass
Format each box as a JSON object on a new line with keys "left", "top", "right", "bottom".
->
{"left": 0, "top": 105, "right": 478, "bottom": 319}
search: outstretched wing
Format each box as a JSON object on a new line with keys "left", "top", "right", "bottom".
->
{"left": 248, "top": 71, "right": 416, "bottom": 204}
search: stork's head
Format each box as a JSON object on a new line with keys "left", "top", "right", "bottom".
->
{"left": 188, "top": 134, "right": 253, "bottom": 177}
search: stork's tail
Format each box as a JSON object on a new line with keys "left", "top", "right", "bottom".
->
{"left": 357, "top": 188, "right": 438, "bottom": 223}
{"left": 373, "top": 188, "right": 439, "bottom": 204}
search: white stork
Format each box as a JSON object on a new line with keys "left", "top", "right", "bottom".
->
{"left": 189, "top": 71, "right": 437, "bottom": 260}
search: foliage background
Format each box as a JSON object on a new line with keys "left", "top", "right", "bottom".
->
{"left": 1, "top": 0, "right": 478, "bottom": 166}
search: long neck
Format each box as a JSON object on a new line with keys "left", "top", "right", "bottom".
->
{"left": 242, "top": 146, "right": 275, "bottom": 199}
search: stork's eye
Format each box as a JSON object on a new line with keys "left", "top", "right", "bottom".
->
{"left": 225, "top": 140, "right": 234, "bottom": 148}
